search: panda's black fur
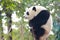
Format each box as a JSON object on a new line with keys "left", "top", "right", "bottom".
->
{"left": 29, "top": 9, "right": 50, "bottom": 40}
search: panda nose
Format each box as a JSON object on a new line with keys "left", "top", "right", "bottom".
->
{"left": 23, "top": 15, "right": 28, "bottom": 19}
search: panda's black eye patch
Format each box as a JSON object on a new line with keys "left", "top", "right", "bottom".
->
{"left": 26, "top": 12, "right": 29, "bottom": 15}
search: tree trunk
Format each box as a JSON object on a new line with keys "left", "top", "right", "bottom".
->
{"left": 20, "top": 22, "right": 24, "bottom": 40}
{"left": 6, "top": 13, "right": 12, "bottom": 40}
{"left": 0, "top": 11, "right": 4, "bottom": 40}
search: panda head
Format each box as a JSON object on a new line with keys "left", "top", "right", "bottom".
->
{"left": 24, "top": 6, "right": 47, "bottom": 20}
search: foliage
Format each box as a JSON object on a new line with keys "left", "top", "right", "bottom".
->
{"left": 0, "top": 0, "right": 60, "bottom": 40}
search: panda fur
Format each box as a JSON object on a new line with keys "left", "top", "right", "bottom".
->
{"left": 24, "top": 6, "right": 53, "bottom": 40}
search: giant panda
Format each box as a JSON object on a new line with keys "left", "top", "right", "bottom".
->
{"left": 23, "top": 6, "right": 53, "bottom": 40}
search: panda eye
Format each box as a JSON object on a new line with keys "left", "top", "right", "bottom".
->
{"left": 26, "top": 12, "right": 29, "bottom": 15}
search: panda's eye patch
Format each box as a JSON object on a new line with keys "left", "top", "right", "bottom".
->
{"left": 26, "top": 12, "right": 29, "bottom": 15}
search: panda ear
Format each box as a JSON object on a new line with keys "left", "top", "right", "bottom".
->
{"left": 32, "top": 7, "right": 36, "bottom": 11}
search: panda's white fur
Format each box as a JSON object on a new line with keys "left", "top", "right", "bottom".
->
{"left": 24, "top": 6, "right": 47, "bottom": 20}
{"left": 40, "top": 15, "right": 53, "bottom": 40}
{"left": 42, "top": 15, "right": 53, "bottom": 33}
{"left": 24, "top": 6, "right": 53, "bottom": 40}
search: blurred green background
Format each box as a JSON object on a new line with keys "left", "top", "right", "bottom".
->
{"left": 0, "top": 0, "right": 60, "bottom": 40}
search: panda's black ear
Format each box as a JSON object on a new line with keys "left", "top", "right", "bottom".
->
{"left": 32, "top": 7, "right": 36, "bottom": 11}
